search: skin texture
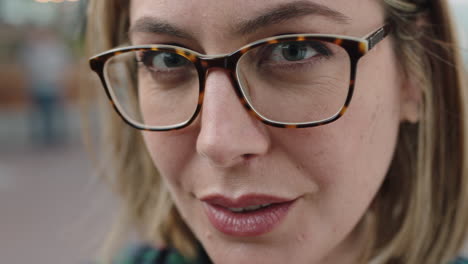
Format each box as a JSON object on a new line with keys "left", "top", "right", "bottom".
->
{"left": 129, "top": 0, "right": 418, "bottom": 263}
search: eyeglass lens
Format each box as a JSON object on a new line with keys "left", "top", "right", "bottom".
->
{"left": 103, "top": 39, "right": 351, "bottom": 128}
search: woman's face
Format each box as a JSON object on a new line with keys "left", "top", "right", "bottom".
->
{"left": 130, "top": 0, "right": 410, "bottom": 263}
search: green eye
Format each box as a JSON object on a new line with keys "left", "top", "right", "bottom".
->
{"left": 281, "top": 42, "right": 316, "bottom": 61}
{"left": 264, "top": 41, "right": 332, "bottom": 63}
{"left": 140, "top": 51, "right": 189, "bottom": 71}
{"left": 161, "top": 53, "right": 189, "bottom": 68}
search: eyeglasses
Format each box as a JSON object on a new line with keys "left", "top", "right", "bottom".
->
{"left": 89, "top": 24, "right": 392, "bottom": 131}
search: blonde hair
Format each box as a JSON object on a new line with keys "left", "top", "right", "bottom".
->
{"left": 84, "top": 0, "right": 468, "bottom": 263}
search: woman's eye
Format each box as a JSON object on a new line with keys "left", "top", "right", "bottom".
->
{"left": 140, "top": 51, "right": 189, "bottom": 71}
{"left": 264, "top": 41, "right": 331, "bottom": 63}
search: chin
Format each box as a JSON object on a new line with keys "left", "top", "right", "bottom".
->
{"left": 203, "top": 241, "right": 327, "bottom": 264}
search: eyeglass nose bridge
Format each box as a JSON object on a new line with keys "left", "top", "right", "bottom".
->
{"left": 198, "top": 52, "right": 240, "bottom": 72}
{"left": 195, "top": 53, "right": 262, "bottom": 122}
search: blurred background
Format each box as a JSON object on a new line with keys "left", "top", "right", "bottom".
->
{"left": 0, "top": 0, "right": 116, "bottom": 263}
{"left": 0, "top": 0, "right": 466, "bottom": 263}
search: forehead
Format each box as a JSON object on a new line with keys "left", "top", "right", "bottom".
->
{"left": 129, "top": 0, "right": 384, "bottom": 47}
{"left": 131, "top": 0, "right": 382, "bottom": 18}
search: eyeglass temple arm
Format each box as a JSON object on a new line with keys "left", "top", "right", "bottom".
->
{"left": 366, "top": 23, "right": 393, "bottom": 51}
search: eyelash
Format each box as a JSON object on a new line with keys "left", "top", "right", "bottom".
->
{"left": 137, "top": 51, "right": 188, "bottom": 73}
{"left": 136, "top": 38, "right": 334, "bottom": 71}
{"left": 255, "top": 41, "right": 333, "bottom": 69}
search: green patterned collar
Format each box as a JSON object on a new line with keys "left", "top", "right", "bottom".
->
{"left": 113, "top": 244, "right": 211, "bottom": 264}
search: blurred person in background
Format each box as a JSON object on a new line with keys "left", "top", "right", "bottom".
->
{"left": 19, "top": 26, "right": 70, "bottom": 145}
{"left": 86, "top": 0, "right": 468, "bottom": 263}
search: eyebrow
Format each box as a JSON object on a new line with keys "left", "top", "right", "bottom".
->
{"left": 235, "top": 1, "right": 351, "bottom": 35}
{"left": 129, "top": 18, "right": 194, "bottom": 40}
{"left": 129, "top": 1, "right": 351, "bottom": 39}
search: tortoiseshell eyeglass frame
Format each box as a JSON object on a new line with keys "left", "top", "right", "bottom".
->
{"left": 89, "top": 24, "right": 392, "bottom": 131}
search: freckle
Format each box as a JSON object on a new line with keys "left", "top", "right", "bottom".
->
{"left": 296, "top": 233, "right": 307, "bottom": 242}
{"left": 313, "top": 150, "right": 325, "bottom": 157}
{"left": 359, "top": 133, "right": 365, "bottom": 141}
{"left": 204, "top": 231, "right": 213, "bottom": 241}
{"left": 296, "top": 164, "right": 304, "bottom": 171}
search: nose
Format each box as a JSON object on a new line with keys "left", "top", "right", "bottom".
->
{"left": 196, "top": 68, "right": 270, "bottom": 168}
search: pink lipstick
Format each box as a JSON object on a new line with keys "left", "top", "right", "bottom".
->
{"left": 201, "top": 194, "right": 296, "bottom": 237}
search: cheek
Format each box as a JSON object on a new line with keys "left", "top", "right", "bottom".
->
{"left": 277, "top": 41, "right": 401, "bottom": 224}
{"left": 142, "top": 130, "right": 197, "bottom": 191}
{"left": 332, "top": 46, "right": 400, "bottom": 186}
{"left": 282, "top": 61, "right": 400, "bottom": 187}
{"left": 324, "top": 42, "right": 401, "bottom": 201}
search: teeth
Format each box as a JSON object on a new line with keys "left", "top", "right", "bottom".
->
{"left": 228, "top": 203, "right": 272, "bottom": 213}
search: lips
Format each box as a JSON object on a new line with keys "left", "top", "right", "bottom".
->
{"left": 201, "top": 194, "right": 296, "bottom": 237}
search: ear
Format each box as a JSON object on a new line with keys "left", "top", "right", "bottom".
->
{"left": 399, "top": 75, "right": 422, "bottom": 124}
